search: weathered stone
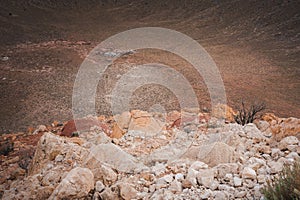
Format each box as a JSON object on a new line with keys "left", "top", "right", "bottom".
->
{"left": 190, "top": 161, "right": 208, "bottom": 170}
{"left": 271, "top": 148, "right": 283, "bottom": 160}
{"left": 41, "top": 166, "right": 65, "bottom": 186}
{"left": 100, "top": 187, "right": 120, "bottom": 200}
{"left": 54, "top": 154, "right": 64, "bottom": 162}
{"left": 200, "top": 189, "right": 212, "bottom": 199}
{"left": 2, "top": 174, "right": 49, "bottom": 199}
{"left": 244, "top": 124, "right": 265, "bottom": 141}
{"left": 247, "top": 157, "right": 266, "bottom": 171}
{"left": 263, "top": 115, "right": 300, "bottom": 141}
{"left": 235, "top": 190, "right": 247, "bottom": 198}
{"left": 95, "top": 181, "right": 105, "bottom": 192}
{"left": 268, "top": 161, "right": 284, "bottom": 174}
{"left": 175, "top": 173, "right": 184, "bottom": 181}
{"left": 167, "top": 110, "right": 181, "bottom": 128}
{"left": 196, "top": 169, "right": 215, "bottom": 188}
{"left": 80, "top": 131, "right": 111, "bottom": 145}
{"left": 49, "top": 167, "right": 94, "bottom": 199}
{"left": 152, "top": 163, "right": 166, "bottom": 176}
{"left": 162, "top": 174, "right": 173, "bottom": 183}
{"left": 233, "top": 177, "right": 242, "bottom": 187}
{"left": 211, "top": 104, "right": 236, "bottom": 122}
{"left": 114, "top": 111, "right": 131, "bottom": 130}
{"left": 87, "top": 143, "right": 144, "bottom": 172}
{"left": 209, "top": 180, "right": 219, "bottom": 190}
{"left": 213, "top": 191, "right": 228, "bottom": 200}
{"left": 216, "top": 163, "right": 239, "bottom": 178}
{"left": 29, "top": 132, "right": 89, "bottom": 175}
{"left": 186, "top": 168, "right": 198, "bottom": 187}
{"left": 169, "top": 180, "right": 182, "bottom": 194}
{"left": 184, "top": 142, "right": 236, "bottom": 167}
{"left": 286, "top": 152, "right": 300, "bottom": 160}
{"left": 242, "top": 167, "right": 256, "bottom": 179}
{"left": 155, "top": 179, "right": 168, "bottom": 190}
{"left": 224, "top": 173, "right": 233, "bottom": 182}
{"left": 182, "top": 179, "right": 192, "bottom": 189}
{"left": 257, "top": 175, "right": 266, "bottom": 183}
{"left": 287, "top": 145, "right": 298, "bottom": 152}
{"left": 61, "top": 117, "right": 108, "bottom": 137}
{"left": 254, "top": 120, "right": 270, "bottom": 132}
{"left": 278, "top": 136, "right": 299, "bottom": 150}
{"left": 244, "top": 179, "right": 256, "bottom": 189}
{"left": 128, "top": 110, "right": 164, "bottom": 135}
{"left": 149, "top": 184, "right": 156, "bottom": 193}
{"left": 254, "top": 185, "right": 262, "bottom": 198}
{"left": 119, "top": 183, "right": 138, "bottom": 200}
{"left": 92, "top": 165, "right": 118, "bottom": 186}
{"left": 34, "top": 125, "right": 48, "bottom": 134}
{"left": 110, "top": 123, "right": 125, "bottom": 139}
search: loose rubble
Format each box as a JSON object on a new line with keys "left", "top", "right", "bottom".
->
{"left": 0, "top": 108, "right": 299, "bottom": 199}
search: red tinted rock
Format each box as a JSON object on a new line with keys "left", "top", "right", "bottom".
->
{"left": 171, "top": 118, "right": 181, "bottom": 128}
{"left": 61, "top": 118, "right": 110, "bottom": 137}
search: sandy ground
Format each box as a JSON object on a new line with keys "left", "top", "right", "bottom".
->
{"left": 0, "top": 0, "right": 299, "bottom": 133}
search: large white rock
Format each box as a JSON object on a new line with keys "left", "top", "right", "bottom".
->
{"left": 29, "top": 132, "right": 89, "bottom": 175}
{"left": 88, "top": 143, "right": 144, "bottom": 172}
{"left": 49, "top": 167, "right": 94, "bottom": 200}
{"left": 183, "top": 142, "right": 236, "bottom": 167}
{"left": 244, "top": 123, "right": 265, "bottom": 141}
{"left": 278, "top": 136, "right": 299, "bottom": 150}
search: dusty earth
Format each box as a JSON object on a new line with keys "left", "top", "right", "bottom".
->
{"left": 0, "top": 0, "right": 299, "bottom": 133}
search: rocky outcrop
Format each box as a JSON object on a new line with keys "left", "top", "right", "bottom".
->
{"left": 1, "top": 110, "right": 300, "bottom": 199}
{"left": 259, "top": 113, "right": 300, "bottom": 141}
{"left": 49, "top": 167, "right": 94, "bottom": 200}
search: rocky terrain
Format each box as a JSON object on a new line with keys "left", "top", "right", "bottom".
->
{"left": 0, "top": 0, "right": 299, "bottom": 199}
{"left": 0, "top": 106, "right": 299, "bottom": 199}
{"left": 0, "top": 0, "right": 299, "bottom": 133}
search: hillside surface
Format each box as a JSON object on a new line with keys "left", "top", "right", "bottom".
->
{"left": 0, "top": 0, "right": 299, "bottom": 133}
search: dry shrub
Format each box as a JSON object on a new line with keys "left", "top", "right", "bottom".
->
{"left": 262, "top": 160, "right": 300, "bottom": 200}
{"left": 0, "top": 139, "right": 14, "bottom": 156}
{"left": 234, "top": 101, "right": 266, "bottom": 125}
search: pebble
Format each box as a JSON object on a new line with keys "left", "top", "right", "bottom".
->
{"left": 175, "top": 173, "right": 184, "bottom": 181}
{"left": 233, "top": 177, "right": 242, "bottom": 187}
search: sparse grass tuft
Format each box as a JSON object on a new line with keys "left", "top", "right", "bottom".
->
{"left": 262, "top": 160, "right": 300, "bottom": 200}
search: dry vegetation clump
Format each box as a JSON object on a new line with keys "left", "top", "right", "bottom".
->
{"left": 234, "top": 101, "right": 266, "bottom": 125}
{"left": 0, "top": 140, "right": 14, "bottom": 156}
{"left": 262, "top": 160, "right": 300, "bottom": 200}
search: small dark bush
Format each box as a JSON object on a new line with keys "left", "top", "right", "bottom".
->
{"left": 0, "top": 140, "right": 14, "bottom": 156}
{"left": 262, "top": 160, "right": 300, "bottom": 200}
{"left": 234, "top": 101, "right": 266, "bottom": 125}
{"left": 18, "top": 148, "right": 35, "bottom": 171}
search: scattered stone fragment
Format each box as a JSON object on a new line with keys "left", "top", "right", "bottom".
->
{"left": 233, "top": 177, "right": 242, "bottom": 187}
{"left": 119, "top": 183, "right": 138, "bottom": 200}
{"left": 242, "top": 167, "right": 257, "bottom": 180}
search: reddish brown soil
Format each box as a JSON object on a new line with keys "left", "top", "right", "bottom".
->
{"left": 0, "top": 0, "right": 299, "bottom": 133}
